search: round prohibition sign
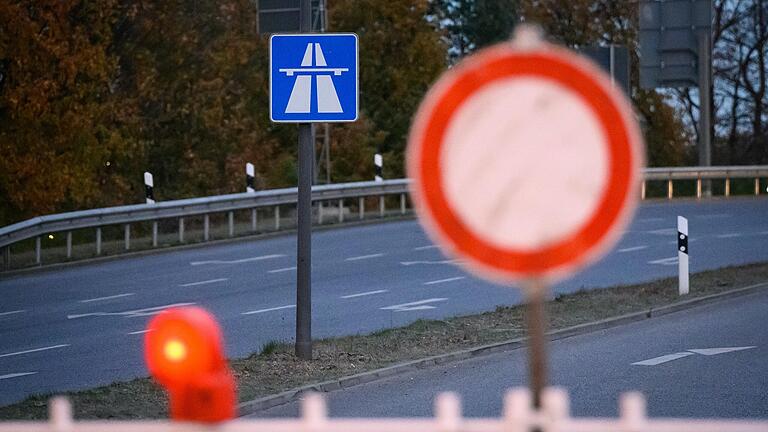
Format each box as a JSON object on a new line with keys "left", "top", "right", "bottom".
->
{"left": 407, "top": 36, "right": 644, "bottom": 285}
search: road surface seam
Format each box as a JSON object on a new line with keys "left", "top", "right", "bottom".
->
{"left": 237, "top": 280, "right": 768, "bottom": 417}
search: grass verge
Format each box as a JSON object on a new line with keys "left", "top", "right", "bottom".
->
{"left": 2, "top": 261, "right": 768, "bottom": 419}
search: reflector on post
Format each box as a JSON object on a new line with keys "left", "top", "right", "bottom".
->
{"left": 145, "top": 307, "right": 235, "bottom": 423}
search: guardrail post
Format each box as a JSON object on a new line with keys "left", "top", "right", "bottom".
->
{"left": 725, "top": 177, "right": 730, "bottom": 196}
{"left": 66, "top": 232, "right": 72, "bottom": 259}
{"left": 228, "top": 211, "right": 234, "bottom": 237}
{"left": 203, "top": 215, "right": 210, "bottom": 241}
{"left": 359, "top": 197, "right": 364, "bottom": 220}
{"left": 35, "top": 236, "right": 41, "bottom": 265}
{"left": 318, "top": 202, "right": 324, "bottom": 224}
{"left": 179, "top": 218, "right": 185, "bottom": 243}
{"left": 400, "top": 193, "right": 406, "bottom": 215}
{"left": 152, "top": 221, "right": 158, "bottom": 247}
{"left": 755, "top": 178, "right": 760, "bottom": 195}
{"left": 96, "top": 228, "right": 102, "bottom": 256}
{"left": 251, "top": 209, "right": 257, "bottom": 232}
{"left": 275, "top": 206, "right": 280, "bottom": 230}
{"left": 641, "top": 181, "right": 646, "bottom": 200}
{"left": 379, "top": 196, "right": 385, "bottom": 217}
{"left": 667, "top": 179, "right": 673, "bottom": 199}
{"left": 696, "top": 178, "right": 702, "bottom": 199}
{"left": 338, "top": 199, "right": 344, "bottom": 223}
{"left": 2, "top": 246, "right": 9, "bottom": 270}
{"left": 124, "top": 224, "right": 131, "bottom": 250}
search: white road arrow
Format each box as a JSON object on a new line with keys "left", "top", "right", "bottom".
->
{"left": 632, "top": 346, "right": 757, "bottom": 366}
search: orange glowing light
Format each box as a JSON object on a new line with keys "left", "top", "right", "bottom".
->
{"left": 164, "top": 339, "right": 187, "bottom": 362}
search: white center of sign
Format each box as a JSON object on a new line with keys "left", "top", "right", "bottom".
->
{"left": 441, "top": 77, "right": 608, "bottom": 251}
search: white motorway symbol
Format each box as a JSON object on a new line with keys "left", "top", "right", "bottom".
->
{"left": 632, "top": 346, "right": 756, "bottom": 366}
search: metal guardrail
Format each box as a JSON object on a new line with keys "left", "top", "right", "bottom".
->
{"left": 3, "top": 390, "right": 767, "bottom": 432}
{"left": 1, "top": 166, "right": 767, "bottom": 270}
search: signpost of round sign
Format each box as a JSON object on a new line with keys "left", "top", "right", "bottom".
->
{"left": 407, "top": 28, "right": 644, "bottom": 287}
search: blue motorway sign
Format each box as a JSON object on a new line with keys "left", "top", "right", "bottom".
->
{"left": 270, "top": 33, "right": 358, "bottom": 123}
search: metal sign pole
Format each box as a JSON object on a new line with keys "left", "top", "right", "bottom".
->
{"left": 525, "top": 280, "right": 548, "bottom": 409}
{"left": 295, "top": 0, "right": 313, "bottom": 360}
{"left": 698, "top": 31, "right": 713, "bottom": 197}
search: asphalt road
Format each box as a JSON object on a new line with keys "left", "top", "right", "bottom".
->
{"left": 0, "top": 198, "right": 767, "bottom": 406}
{"left": 255, "top": 288, "right": 768, "bottom": 419}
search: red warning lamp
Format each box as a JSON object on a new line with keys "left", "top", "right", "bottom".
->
{"left": 145, "top": 306, "right": 236, "bottom": 422}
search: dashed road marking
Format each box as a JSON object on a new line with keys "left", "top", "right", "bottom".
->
{"left": 687, "top": 346, "right": 756, "bottom": 355}
{"left": 716, "top": 233, "right": 742, "bottom": 239}
{"left": 0, "top": 372, "right": 37, "bottom": 380}
{"left": 128, "top": 329, "right": 153, "bottom": 335}
{"left": 638, "top": 217, "right": 665, "bottom": 223}
{"left": 414, "top": 245, "right": 439, "bottom": 250}
{"left": 242, "top": 304, "right": 296, "bottom": 315}
{"left": 340, "top": 289, "right": 389, "bottom": 299}
{"left": 632, "top": 352, "right": 693, "bottom": 366}
{"left": 401, "top": 259, "right": 462, "bottom": 266}
{"left": 191, "top": 254, "right": 285, "bottom": 265}
{"left": 68, "top": 302, "right": 194, "bottom": 319}
{"left": 179, "top": 278, "right": 228, "bottom": 287}
{"left": 381, "top": 298, "right": 448, "bottom": 312}
{"left": 648, "top": 257, "right": 678, "bottom": 266}
{"left": 345, "top": 253, "right": 385, "bottom": 261}
{"left": 697, "top": 213, "right": 731, "bottom": 219}
{"left": 424, "top": 276, "right": 465, "bottom": 285}
{"left": 0, "top": 310, "right": 26, "bottom": 317}
{"left": 617, "top": 246, "right": 648, "bottom": 253}
{"left": 79, "top": 293, "right": 135, "bottom": 303}
{"left": 647, "top": 228, "right": 676, "bottom": 235}
{"left": 0, "top": 344, "right": 69, "bottom": 359}
{"left": 268, "top": 267, "right": 297, "bottom": 274}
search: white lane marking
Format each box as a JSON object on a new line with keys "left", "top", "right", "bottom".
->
{"left": 647, "top": 228, "right": 676, "bottom": 235}
{"left": 340, "top": 289, "right": 389, "bottom": 299}
{"left": 648, "top": 257, "right": 678, "bottom": 266}
{"left": 424, "top": 276, "right": 466, "bottom": 286}
{"left": 0, "top": 344, "right": 69, "bottom": 359}
{"left": 414, "top": 245, "right": 439, "bottom": 250}
{"left": 345, "top": 253, "right": 385, "bottom": 261}
{"left": 617, "top": 246, "right": 648, "bottom": 253}
{"left": 401, "top": 259, "right": 462, "bottom": 266}
{"left": 67, "top": 302, "right": 194, "bottom": 319}
{"left": 179, "top": 278, "right": 228, "bottom": 287}
{"left": 190, "top": 254, "right": 285, "bottom": 266}
{"left": 716, "top": 233, "right": 742, "bottom": 239}
{"left": 631, "top": 352, "right": 693, "bottom": 366}
{"left": 0, "top": 310, "right": 26, "bottom": 317}
{"left": 79, "top": 293, "right": 135, "bottom": 303}
{"left": 268, "top": 267, "right": 297, "bottom": 274}
{"left": 0, "top": 372, "right": 37, "bottom": 380}
{"left": 242, "top": 304, "right": 296, "bottom": 315}
{"left": 381, "top": 298, "right": 448, "bottom": 312}
{"left": 687, "top": 346, "right": 756, "bottom": 356}
{"left": 638, "top": 217, "right": 665, "bottom": 222}
{"left": 697, "top": 213, "right": 731, "bottom": 219}
{"left": 128, "top": 329, "right": 153, "bottom": 335}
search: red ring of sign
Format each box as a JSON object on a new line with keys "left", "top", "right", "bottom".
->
{"left": 410, "top": 48, "right": 640, "bottom": 279}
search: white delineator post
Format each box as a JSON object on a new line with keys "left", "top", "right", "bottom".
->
{"left": 144, "top": 172, "right": 155, "bottom": 204}
{"left": 246, "top": 163, "right": 255, "bottom": 193}
{"left": 678, "top": 216, "right": 689, "bottom": 295}
{"left": 374, "top": 153, "right": 383, "bottom": 182}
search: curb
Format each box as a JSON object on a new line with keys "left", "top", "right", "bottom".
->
{"left": 237, "top": 280, "right": 768, "bottom": 416}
